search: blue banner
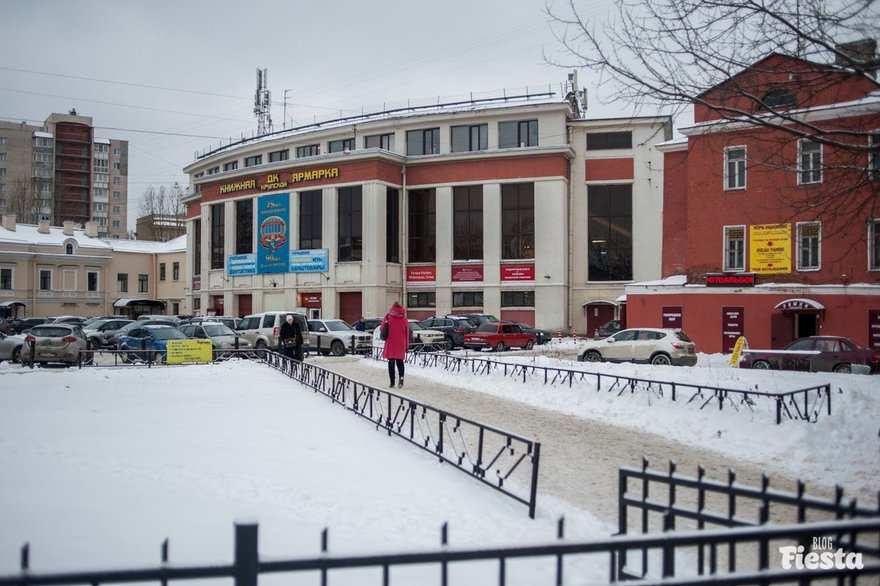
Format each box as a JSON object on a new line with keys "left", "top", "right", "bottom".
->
{"left": 290, "top": 249, "right": 329, "bottom": 273}
{"left": 256, "top": 193, "right": 290, "bottom": 274}
{"left": 227, "top": 254, "right": 256, "bottom": 276}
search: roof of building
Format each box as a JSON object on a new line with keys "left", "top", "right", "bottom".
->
{"left": 0, "top": 222, "right": 186, "bottom": 254}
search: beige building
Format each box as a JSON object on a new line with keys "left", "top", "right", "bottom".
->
{"left": 0, "top": 112, "right": 129, "bottom": 239}
{"left": 0, "top": 214, "right": 186, "bottom": 319}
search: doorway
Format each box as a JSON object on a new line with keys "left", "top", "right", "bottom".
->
{"left": 796, "top": 313, "right": 818, "bottom": 338}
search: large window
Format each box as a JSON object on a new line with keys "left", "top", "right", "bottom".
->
{"left": 211, "top": 203, "right": 224, "bottom": 270}
{"left": 501, "top": 291, "right": 535, "bottom": 307}
{"left": 586, "top": 131, "right": 632, "bottom": 150}
{"left": 365, "top": 133, "right": 394, "bottom": 150}
{"left": 408, "top": 189, "right": 436, "bottom": 263}
{"left": 87, "top": 271, "right": 98, "bottom": 292}
{"left": 117, "top": 273, "right": 128, "bottom": 293}
{"left": 138, "top": 274, "right": 148, "bottom": 293}
{"left": 453, "top": 185, "right": 483, "bottom": 260}
{"left": 588, "top": 184, "right": 632, "bottom": 281}
{"left": 236, "top": 199, "right": 253, "bottom": 254}
{"left": 193, "top": 219, "right": 201, "bottom": 274}
{"left": 386, "top": 188, "right": 400, "bottom": 263}
{"left": 223, "top": 161, "right": 238, "bottom": 172}
{"left": 451, "top": 124, "right": 488, "bottom": 152}
{"left": 870, "top": 132, "right": 880, "bottom": 180}
{"left": 159, "top": 263, "right": 166, "bottom": 281}
{"left": 501, "top": 183, "right": 534, "bottom": 260}
{"left": 798, "top": 140, "right": 822, "bottom": 184}
{"left": 453, "top": 291, "right": 483, "bottom": 308}
{"left": 499, "top": 120, "right": 538, "bottom": 148}
{"left": 268, "top": 149, "right": 289, "bottom": 163}
{"left": 796, "top": 222, "right": 821, "bottom": 271}
{"left": 724, "top": 146, "right": 747, "bottom": 190}
{"left": 39, "top": 269, "right": 51, "bottom": 291}
{"left": 244, "top": 155, "right": 262, "bottom": 168}
{"left": 406, "top": 128, "right": 440, "bottom": 155}
{"left": 407, "top": 292, "right": 435, "bottom": 308}
{"left": 723, "top": 225, "right": 746, "bottom": 271}
{"left": 0, "top": 267, "right": 12, "bottom": 290}
{"left": 299, "top": 190, "right": 322, "bottom": 250}
{"left": 337, "top": 186, "right": 362, "bottom": 262}
{"left": 328, "top": 138, "right": 354, "bottom": 153}
{"left": 870, "top": 219, "right": 880, "bottom": 270}
{"left": 173, "top": 262, "right": 179, "bottom": 281}
{"left": 296, "top": 144, "right": 319, "bottom": 158}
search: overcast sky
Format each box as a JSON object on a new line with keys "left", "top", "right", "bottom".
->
{"left": 1, "top": 0, "right": 629, "bottom": 231}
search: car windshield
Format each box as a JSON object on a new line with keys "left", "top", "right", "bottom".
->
{"left": 150, "top": 328, "right": 187, "bottom": 341}
{"left": 476, "top": 324, "right": 497, "bottom": 333}
{"left": 30, "top": 326, "right": 73, "bottom": 338}
{"left": 203, "top": 324, "right": 235, "bottom": 337}
{"left": 409, "top": 322, "right": 424, "bottom": 331}
{"left": 325, "top": 321, "right": 353, "bottom": 332}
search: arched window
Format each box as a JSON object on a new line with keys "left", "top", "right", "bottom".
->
{"left": 65, "top": 243, "right": 74, "bottom": 255}
{"left": 760, "top": 89, "right": 797, "bottom": 110}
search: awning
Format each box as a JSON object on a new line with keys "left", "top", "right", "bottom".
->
{"left": 774, "top": 298, "right": 825, "bottom": 312}
{"left": 0, "top": 301, "right": 27, "bottom": 309}
{"left": 113, "top": 298, "right": 167, "bottom": 309}
{"left": 581, "top": 299, "right": 619, "bottom": 307}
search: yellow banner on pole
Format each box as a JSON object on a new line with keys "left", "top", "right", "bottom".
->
{"left": 166, "top": 339, "right": 213, "bottom": 364}
{"left": 749, "top": 223, "right": 791, "bottom": 274}
{"left": 729, "top": 335, "right": 748, "bottom": 366}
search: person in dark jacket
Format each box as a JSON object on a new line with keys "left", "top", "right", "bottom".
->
{"left": 354, "top": 316, "right": 366, "bottom": 331}
{"left": 278, "top": 314, "right": 303, "bottom": 361}
{"left": 380, "top": 302, "right": 409, "bottom": 388}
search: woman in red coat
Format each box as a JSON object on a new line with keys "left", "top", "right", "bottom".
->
{"left": 380, "top": 301, "right": 409, "bottom": 388}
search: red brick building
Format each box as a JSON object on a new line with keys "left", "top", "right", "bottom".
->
{"left": 631, "top": 53, "right": 880, "bottom": 353}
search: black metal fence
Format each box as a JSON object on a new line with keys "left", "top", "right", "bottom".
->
{"left": 263, "top": 352, "right": 541, "bottom": 518}
{"left": 387, "top": 349, "right": 833, "bottom": 424}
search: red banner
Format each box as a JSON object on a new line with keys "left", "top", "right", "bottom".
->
{"left": 300, "top": 292, "right": 322, "bottom": 308}
{"left": 407, "top": 267, "right": 436, "bottom": 282}
{"left": 500, "top": 264, "right": 535, "bottom": 281}
{"left": 451, "top": 265, "right": 484, "bottom": 282}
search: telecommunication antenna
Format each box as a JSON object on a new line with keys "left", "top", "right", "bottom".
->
{"left": 254, "top": 68, "right": 273, "bottom": 135}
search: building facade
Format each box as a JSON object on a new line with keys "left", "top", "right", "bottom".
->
{"left": 0, "top": 214, "right": 185, "bottom": 319}
{"left": 0, "top": 111, "right": 129, "bottom": 239}
{"left": 182, "top": 95, "right": 670, "bottom": 331}
{"left": 635, "top": 53, "right": 880, "bottom": 353}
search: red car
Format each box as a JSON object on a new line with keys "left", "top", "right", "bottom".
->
{"left": 463, "top": 322, "right": 536, "bottom": 352}
{"left": 739, "top": 336, "right": 880, "bottom": 374}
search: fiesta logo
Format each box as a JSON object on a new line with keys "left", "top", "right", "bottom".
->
{"left": 259, "top": 215, "right": 287, "bottom": 251}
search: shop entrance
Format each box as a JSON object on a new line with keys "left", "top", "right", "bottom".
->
{"left": 584, "top": 302, "right": 616, "bottom": 339}
{"left": 796, "top": 313, "right": 818, "bottom": 338}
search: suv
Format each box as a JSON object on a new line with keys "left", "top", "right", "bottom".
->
{"left": 238, "top": 311, "right": 310, "bottom": 353}
{"left": 182, "top": 315, "right": 239, "bottom": 331}
{"left": 577, "top": 328, "right": 697, "bottom": 366}
{"left": 419, "top": 316, "right": 476, "bottom": 349}
{"left": 307, "top": 319, "right": 372, "bottom": 355}
{"left": 455, "top": 314, "right": 500, "bottom": 327}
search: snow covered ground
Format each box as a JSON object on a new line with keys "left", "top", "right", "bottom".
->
{"left": 0, "top": 344, "right": 876, "bottom": 584}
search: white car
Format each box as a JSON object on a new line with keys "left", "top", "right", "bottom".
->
{"left": 179, "top": 322, "right": 252, "bottom": 353}
{"left": 576, "top": 327, "right": 697, "bottom": 366}
{"left": 308, "top": 319, "right": 372, "bottom": 355}
{"left": 408, "top": 320, "right": 446, "bottom": 350}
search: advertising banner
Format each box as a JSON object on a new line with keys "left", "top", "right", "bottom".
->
{"left": 257, "top": 193, "right": 290, "bottom": 274}
{"left": 501, "top": 264, "right": 535, "bottom": 281}
{"left": 227, "top": 254, "right": 257, "bottom": 276}
{"left": 451, "top": 265, "right": 484, "bottom": 282}
{"left": 166, "top": 339, "right": 213, "bottom": 364}
{"left": 290, "top": 249, "right": 329, "bottom": 273}
{"left": 749, "top": 223, "right": 791, "bottom": 274}
{"left": 407, "top": 267, "right": 436, "bottom": 282}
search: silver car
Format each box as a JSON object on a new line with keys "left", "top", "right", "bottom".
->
{"left": 577, "top": 327, "right": 697, "bottom": 366}
{"left": 83, "top": 318, "right": 134, "bottom": 348}
{"left": 179, "top": 322, "right": 252, "bottom": 354}
{"left": 21, "top": 324, "right": 92, "bottom": 366}
{"left": 308, "top": 319, "right": 372, "bottom": 356}
{"left": 0, "top": 331, "right": 25, "bottom": 363}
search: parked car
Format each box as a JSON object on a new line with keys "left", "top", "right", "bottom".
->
{"left": 577, "top": 328, "right": 697, "bottom": 366}
{"left": 117, "top": 324, "right": 188, "bottom": 362}
{"left": 8, "top": 317, "right": 50, "bottom": 335}
{"left": 307, "top": 319, "right": 372, "bottom": 355}
{"left": 52, "top": 315, "right": 87, "bottom": 326}
{"left": 513, "top": 321, "right": 553, "bottom": 345}
{"left": 179, "top": 322, "right": 252, "bottom": 354}
{"left": 419, "top": 316, "right": 477, "bottom": 349}
{"left": 137, "top": 314, "right": 181, "bottom": 324}
{"left": 82, "top": 315, "right": 127, "bottom": 327}
{"left": 363, "top": 317, "right": 383, "bottom": 332}
{"left": 105, "top": 319, "right": 178, "bottom": 349}
{"left": 0, "top": 318, "right": 9, "bottom": 334}
{"left": 455, "top": 314, "right": 500, "bottom": 327}
{"left": 21, "top": 324, "right": 92, "bottom": 366}
{"left": 181, "top": 315, "right": 239, "bottom": 331}
{"left": 408, "top": 320, "right": 446, "bottom": 350}
{"left": 237, "top": 311, "right": 310, "bottom": 353}
{"left": 593, "top": 319, "right": 622, "bottom": 340}
{"left": 463, "top": 322, "right": 536, "bottom": 352}
{"left": 739, "top": 336, "right": 880, "bottom": 374}
{"left": 0, "top": 331, "right": 25, "bottom": 363}
{"left": 83, "top": 318, "right": 134, "bottom": 348}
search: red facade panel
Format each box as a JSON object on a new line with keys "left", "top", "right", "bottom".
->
{"left": 405, "top": 154, "right": 568, "bottom": 185}
{"left": 584, "top": 157, "right": 633, "bottom": 181}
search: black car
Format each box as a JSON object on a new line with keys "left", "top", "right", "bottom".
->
{"left": 513, "top": 321, "right": 553, "bottom": 345}
{"left": 593, "top": 319, "right": 622, "bottom": 340}
{"left": 419, "top": 316, "right": 476, "bottom": 348}
{"left": 9, "top": 317, "right": 50, "bottom": 335}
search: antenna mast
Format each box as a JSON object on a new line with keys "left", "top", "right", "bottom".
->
{"left": 254, "top": 68, "right": 273, "bottom": 135}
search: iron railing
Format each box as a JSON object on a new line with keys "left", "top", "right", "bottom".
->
{"left": 384, "top": 349, "right": 833, "bottom": 424}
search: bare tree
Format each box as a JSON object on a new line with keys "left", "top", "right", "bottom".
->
{"left": 136, "top": 184, "right": 185, "bottom": 241}
{"left": 546, "top": 0, "right": 880, "bottom": 229}
{"left": 5, "top": 175, "right": 38, "bottom": 224}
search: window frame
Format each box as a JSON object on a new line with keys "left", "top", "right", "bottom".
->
{"left": 406, "top": 128, "right": 440, "bottom": 156}
{"left": 407, "top": 188, "right": 436, "bottom": 263}
{"left": 296, "top": 144, "right": 320, "bottom": 158}
{"left": 0, "top": 266, "right": 13, "bottom": 290}
{"left": 172, "top": 262, "right": 180, "bottom": 281}
{"left": 869, "top": 218, "right": 880, "bottom": 271}
{"left": 159, "top": 263, "right": 166, "bottom": 281}
{"left": 501, "top": 183, "right": 535, "bottom": 260}
{"left": 117, "top": 273, "right": 128, "bottom": 293}
{"left": 796, "top": 221, "right": 821, "bottom": 271}
{"left": 501, "top": 290, "right": 535, "bottom": 307}
{"left": 453, "top": 185, "right": 483, "bottom": 261}
{"left": 87, "top": 270, "right": 99, "bottom": 292}
{"left": 724, "top": 146, "right": 747, "bottom": 190}
{"left": 235, "top": 199, "right": 253, "bottom": 255}
{"left": 299, "top": 190, "right": 323, "bottom": 250}
{"left": 450, "top": 124, "right": 488, "bottom": 153}
{"left": 39, "top": 269, "right": 52, "bottom": 291}
{"left": 723, "top": 225, "right": 746, "bottom": 272}
{"left": 870, "top": 131, "right": 880, "bottom": 180}
{"left": 328, "top": 138, "right": 355, "bottom": 153}
{"left": 498, "top": 120, "right": 538, "bottom": 149}
{"left": 138, "top": 273, "right": 149, "bottom": 294}
{"left": 798, "top": 139, "right": 822, "bottom": 185}
{"left": 244, "top": 155, "right": 262, "bottom": 168}
{"left": 337, "top": 186, "right": 362, "bottom": 262}
{"left": 586, "top": 131, "right": 633, "bottom": 150}
{"left": 406, "top": 292, "right": 436, "bottom": 308}
{"left": 386, "top": 188, "right": 400, "bottom": 263}
{"left": 268, "top": 149, "right": 289, "bottom": 163}
{"left": 364, "top": 133, "right": 394, "bottom": 150}
{"left": 452, "top": 291, "right": 484, "bottom": 308}
{"left": 223, "top": 161, "right": 238, "bottom": 172}
{"left": 211, "top": 203, "right": 225, "bottom": 270}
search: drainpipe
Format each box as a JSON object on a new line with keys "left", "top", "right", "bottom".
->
{"left": 401, "top": 164, "right": 408, "bottom": 306}
{"left": 566, "top": 127, "right": 574, "bottom": 334}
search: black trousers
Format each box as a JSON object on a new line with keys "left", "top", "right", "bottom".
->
{"left": 387, "top": 358, "right": 404, "bottom": 383}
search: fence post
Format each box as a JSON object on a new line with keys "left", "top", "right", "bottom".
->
{"left": 234, "top": 523, "right": 259, "bottom": 586}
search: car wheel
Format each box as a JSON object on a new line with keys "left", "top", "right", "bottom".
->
{"left": 255, "top": 340, "right": 267, "bottom": 350}
{"left": 583, "top": 351, "right": 602, "bottom": 363}
{"left": 833, "top": 363, "right": 852, "bottom": 374}
{"left": 331, "top": 340, "right": 345, "bottom": 356}
{"left": 445, "top": 335, "right": 455, "bottom": 349}
{"left": 127, "top": 352, "right": 141, "bottom": 363}
{"left": 752, "top": 360, "right": 772, "bottom": 370}
{"left": 650, "top": 353, "right": 672, "bottom": 366}
{"left": 12, "top": 346, "right": 21, "bottom": 363}
{"left": 525, "top": 340, "right": 534, "bottom": 350}
{"left": 494, "top": 341, "right": 506, "bottom": 352}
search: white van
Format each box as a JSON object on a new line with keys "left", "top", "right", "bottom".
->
{"left": 237, "top": 311, "right": 310, "bottom": 352}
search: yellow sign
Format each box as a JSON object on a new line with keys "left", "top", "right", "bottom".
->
{"left": 166, "top": 339, "right": 213, "bottom": 364}
{"left": 259, "top": 173, "right": 288, "bottom": 191}
{"left": 219, "top": 179, "right": 257, "bottom": 194}
{"left": 749, "top": 223, "right": 791, "bottom": 274}
{"left": 291, "top": 167, "right": 339, "bottom": 183}
{"left": 729, "top": 336, "right": 747, "bottom": 366}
